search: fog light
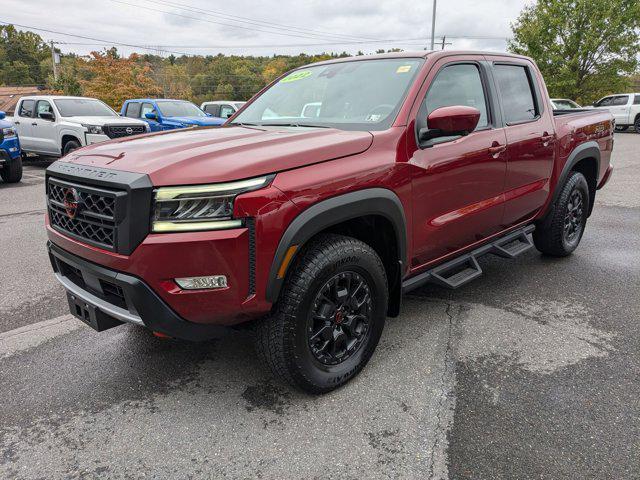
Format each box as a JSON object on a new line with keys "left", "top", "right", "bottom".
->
{"left": 175, "top": 275, "right": 228, "bottom": 290}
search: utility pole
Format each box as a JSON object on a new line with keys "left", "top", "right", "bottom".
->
{"left": 50, "top": 41, "right": 58, "bottom": 82}
{"left": 430, "top": 0, "right": 437, "bottom": 50}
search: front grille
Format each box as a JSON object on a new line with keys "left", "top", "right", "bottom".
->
{"left": 48, "top": 178, "right": 123, "bottom": 251}
{"left": 103, "top": 124, "right": 146, "bottom": 139}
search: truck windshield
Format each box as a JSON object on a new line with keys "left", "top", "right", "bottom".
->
{"left": 231, "top": 58, "right": 424, "bottom": 131}
{"left": 157, "top": 101, "right": 207, "bottom": 117}
{"left": 54, "top": 98, "right": 117, "bottom": 117}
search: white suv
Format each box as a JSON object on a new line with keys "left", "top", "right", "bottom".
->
{"left": 14, "top": 96, "right": 150, "bottom": 157}
{"left": 591, "top": 93, "right": 640, "bottom": 133}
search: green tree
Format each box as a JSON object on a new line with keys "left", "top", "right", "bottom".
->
{"left": 509, "top": 0, "right": 640, "bottom": 104}
{"left": 0, "top": 25, "right": 50, "bottom": 85}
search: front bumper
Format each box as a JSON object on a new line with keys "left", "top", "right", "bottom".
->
{"left": 0, "top": 137, "right": 21, "bottom": 161}
{"left": 84, "top": 133, "right": 111, "bottom": 145}
{"left": 49, "top": 242, "right": 228, "bottom": 340}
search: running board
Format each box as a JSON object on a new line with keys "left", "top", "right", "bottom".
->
{"left": 403, "top": 225, "right": 535, "bottom": 292}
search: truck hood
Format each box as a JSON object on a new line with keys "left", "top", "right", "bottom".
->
{"left": 62, "top": 116, "right": 148, "bottom": 126}
{"left": 62, "top": 126, "right": 374, "bottom": 185}
{"left": 165, "top": 116, "right": 225, "bottom": 126}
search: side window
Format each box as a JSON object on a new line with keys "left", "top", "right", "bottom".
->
{"left": 18, "top": 99, "right": 35, "bottom": 117}
{"left": 634, "top": 95, "right": 640, "bottom": 105}
{"left": 612, "top": 95, "right": 630, "bottom": 106}
{"left": 596, "top": 97, "right": 613, "bottom": 107}
{"left": 423, "top": 63, "right": 489, "bottom": 129}
{"left": 140, "top": 103, "right": 155, "bottom": 119}
{"left": 204, "top": 104, "right": 220, "bottom": 116}
{"left": 493, "top": 65, "right": 538, "bottom": 124}
{"left": 219, "top": 105, "right": 235, "bottom": 118}
{"left": 124, "top": 102, "right": 141, "bottom": 118}
{"left": 36, "top": 100, "right": 54, "bottom": 117}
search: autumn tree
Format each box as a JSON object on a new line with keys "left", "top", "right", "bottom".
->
{"left": 81, "top": 49, "right": 162, "bottom": 108}
{"left": 509, "top": 0, "right": 640, "bottom": 104}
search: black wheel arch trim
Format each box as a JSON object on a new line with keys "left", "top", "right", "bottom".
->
{"left": 544, "top": 140, "right": 600, "bottom": 219}
{"left": 265, "top": 188, "right": 407, "bottom": 308}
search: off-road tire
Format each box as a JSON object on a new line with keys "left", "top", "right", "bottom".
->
{"left": 0, "top": 157, "right": 23, "bottom": 183}
{"left": 63, "top": 140, "right": 81, "bottom": 156}
{"left": 255, "top": 234, "right": 388, "bottom": 394}
{"left": 634, "top": 116, "right": 640, "bottom": 134}
{"left": 614, "top": 125, "right": 628, "bottom": 132}
{"left": 533, "top": 171, "right": 589, "bottom": 256}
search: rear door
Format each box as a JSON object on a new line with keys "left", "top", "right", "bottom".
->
{"left": 407, "top": 56, "right": 508, "bottom": 267}
{"left": 488, "top": 58, "right": 555, "bottom": 227}
{"left": 14, "top": 99, "right": 36, "bottom": 151}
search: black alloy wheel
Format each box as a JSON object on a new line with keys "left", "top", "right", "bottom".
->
{"left": 308, "top": 271, "right": 372, "bottom": 366}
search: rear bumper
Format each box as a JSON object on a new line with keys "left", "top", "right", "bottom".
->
{"left": 48, "top": 242, "right": 228, "bottom": 340}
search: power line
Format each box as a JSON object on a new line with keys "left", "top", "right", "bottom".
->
{"left": 142, "top": 0, "right": 378, "bottom": 42}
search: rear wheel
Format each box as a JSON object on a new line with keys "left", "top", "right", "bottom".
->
{"left": 255, "top": 234, "right": 388, "bottom": 393}
{"left": 0, "top": 157, "right": 23, "bottom": 183}
{"left": 634, "top": 116, "right": 640, "bottom": 134}
{"left": 533, "top": 171, "right": 589, "bottom": 256}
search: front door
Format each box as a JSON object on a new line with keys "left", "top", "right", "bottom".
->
{"left": 407, "top": 58, "right": 508, "bottom": 269}
{"left": 32, "top": 100, "right": 59, "bottom": 155}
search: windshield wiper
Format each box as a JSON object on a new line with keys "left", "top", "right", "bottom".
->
{"left": 229, "top": 122, "right": 259, "bottom": 127}
{"left": 259, "top": 123, "right": 332, "bottom": 128}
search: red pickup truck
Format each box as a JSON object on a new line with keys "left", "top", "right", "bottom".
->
{"left": 45, "top": 51, "right": 614, "bottom": 393}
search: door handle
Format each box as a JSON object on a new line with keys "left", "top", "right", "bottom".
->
{"left": 31, "top": 122, "right": 38, "bottom": 126}
{"left": 14, "top": 121, "right": 20, "bottom": 125}
{"left": 541, "top": 133, "right": 554, "bottom": 146}
{"left": 488, "top": 144, "right": 506, "bottom": 156}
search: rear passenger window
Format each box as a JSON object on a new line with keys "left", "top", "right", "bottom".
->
{"left": 635, "top": 95, "right": 640, "bottom": 105}
{"left": 19, "top": 100, "right": 35, "bottom": 117}
{"left": 125, "top": 102, "right": 141, "bottom": 118}
{"left": 494, "top": 65, "right": 538, "bottom": 124}
{"left": 204, "top": 104, "right": 219, "bottom": 116}
{"left": 424, "top": 64, "right": 489, "bottom": 128}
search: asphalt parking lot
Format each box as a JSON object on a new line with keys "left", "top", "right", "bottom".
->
{"left": 1, "top": 133, "right": 638, "bottom": 479}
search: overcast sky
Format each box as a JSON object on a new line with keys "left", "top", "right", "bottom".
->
{"left": 4, "top": 0, "right": 533, "bottom": 58}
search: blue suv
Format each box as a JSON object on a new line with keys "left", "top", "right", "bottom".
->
{"left": 121, "top": 99, "right": 226, "bottom": 132}
{"left": 0, "top": 111, "right": 22, "bottom": 183}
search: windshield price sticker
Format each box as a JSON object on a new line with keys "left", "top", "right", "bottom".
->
{"left": 396, "top": 65, "right": 412, "bottom": 73}
{"left": 281, "top": 71, "right": 312, "bottom": 83}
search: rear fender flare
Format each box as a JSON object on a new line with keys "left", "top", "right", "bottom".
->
{"left": 265, "top": 188, "right": 407, "bottom": 305}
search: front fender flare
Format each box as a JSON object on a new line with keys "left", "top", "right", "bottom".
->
{"left": 265, "top": 188, "right": 407, "bottom": 304}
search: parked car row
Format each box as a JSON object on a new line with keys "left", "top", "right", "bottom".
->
{"left": 550, "top": 93, "right": 640, "bottom": 133}
{"left": 0, "top": 110, "right": 22, "bottom": 183}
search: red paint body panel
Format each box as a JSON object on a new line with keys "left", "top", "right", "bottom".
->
{"left": 46, "top": 50, "right": 614, "bottom": 329}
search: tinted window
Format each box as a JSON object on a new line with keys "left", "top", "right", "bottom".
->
{"left": 612, "top": 95, "right": 629, "bottom": 106}
{"left": 635, "top": 95, "right": 640, "bottom": 105}
{"left": 219, "top": 105, "right": 235, "bottom": 118}
{"left": 424, "top": 64, "right": 489, "bottom": 128}
{"left": 596, "top": 97, "right": 613, "bottom": 107}
{"left": 54, "top": 98, "right": 117, "bottom": 117}
{"left": 494, "top": 65, "right": 537, "bottom": 124}
{"left": 19, "top": 100, "right": 35, "bottom": 117}
{"left": 125, "top": 102, "right": 141, "bottom": 118}
{"left": 141, "top": 103, "right": 155, "bottom": 118}
{"left": 203, "top": 104, "right": 219, "bottom": 116}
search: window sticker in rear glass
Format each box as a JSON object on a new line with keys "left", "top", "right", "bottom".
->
{"left": 396, "top": 65, "right": 412, "bottom": 73}
{"left": 281, "top": 71, "right": 312, "bottom": 83}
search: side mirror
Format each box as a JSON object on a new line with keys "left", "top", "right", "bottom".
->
{"left": 205, "top": 112, "right": 212, "bottom": 117}
{"left": 39, "top": 111, "right": 55, "bottom": 121}
{"left": 419, "top": 106, "right": 481, "bottom": 143}
{"left": 145, "top": 112, "right": 157, "bottom": 120}
{"left": 0, "top": 111, "right": 5, "bottom": 120}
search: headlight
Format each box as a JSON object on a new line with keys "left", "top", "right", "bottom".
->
{"left": 152, "top": 175, "right": 273, "bottom": 233}
{"left": 2, "top": 127, "right": 16, "bottom": 138}
{"left": 82, "top": 124, "right": 104, "bottom": 135}
{"left": 144, "top": 124, "right": 151, "bottom": 132}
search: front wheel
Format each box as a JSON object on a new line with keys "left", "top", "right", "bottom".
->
{"left": 63, "top": 140, "right": 81, "bottom": 156}
{"left": 614, "top": 125, "right": 628, "bottom": 132}
{"left": 255, "top": 234, "right": 388, "bottom": 393}
{"left": 634, "top": 117, "right": 640, "bottom": 134}
{"left": 0, "top": 157, "right": 23, "bottom": 183}
{"left": 533, "top": 171, "right": 589, "bottom": 256}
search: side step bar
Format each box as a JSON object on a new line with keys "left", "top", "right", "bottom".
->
{"left": 403, "top": 225, "right": 535, "bottom": 292}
